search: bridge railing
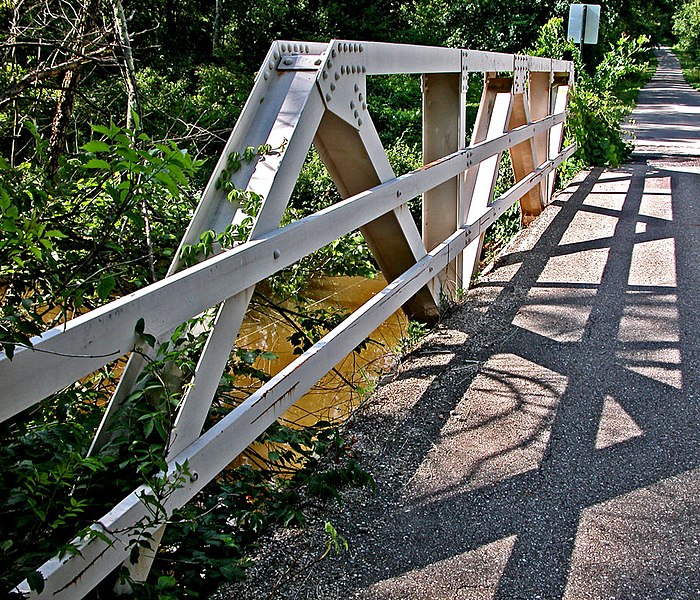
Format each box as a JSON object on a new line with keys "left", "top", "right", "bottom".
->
{"left": 1, "top": 39, "right": 574, "bottom": 598}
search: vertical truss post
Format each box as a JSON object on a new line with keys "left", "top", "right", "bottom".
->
{"left": 548, "top": 77, "right": 571, "bottom": 199}
{"left": 460, "top": 74, "right": 513, "bottom": 284}
{"left": 422, "top": 69, "right": 466, "bottom": 297}
{"left": 510, "top": 55, "right": 544, "bottom": 225}
{"left": 528, "top": 68, "right": 552, "bottom": 201}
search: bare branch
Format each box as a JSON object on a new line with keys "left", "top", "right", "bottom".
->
{"left": 0, "top": 49, "right": 113, "bottom": 110}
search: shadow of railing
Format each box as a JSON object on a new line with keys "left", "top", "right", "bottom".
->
{"left": 306, "top": 161, "right": 700, "bottom": 598}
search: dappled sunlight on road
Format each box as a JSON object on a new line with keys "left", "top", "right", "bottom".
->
{"left": 347, "top": 156, "right": 700, "bottom": 598}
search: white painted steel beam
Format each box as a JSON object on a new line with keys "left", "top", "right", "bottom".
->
{"left": 548, "top": 84, "right": 571, "bottom": 199}
{"left": 0, "top": 110, "right": 568, "bottom": 423}
{"left": 322, "top": 41, "right": 573, "bottom": 76}
{"left": 422, "top": 72, "right": 466, "bottom": 293}
{"left": 313, "top": 108, "right": 440, "bottom": 320}
{"left": 510, "top": 92, "right": 545, "bottom": 223}
{"left": 460, "top": 77, "right": 514, "bottom": 284}
{"left": 14, "top": 141, "right": 576, "bottom": 599}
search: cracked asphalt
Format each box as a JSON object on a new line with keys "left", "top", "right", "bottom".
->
{"left": 212, "top": 47, "right": 700, "bottom": 600}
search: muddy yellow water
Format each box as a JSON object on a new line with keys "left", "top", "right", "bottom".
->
{"left": 237, "top": 275, "right": 409, "bottom": 430}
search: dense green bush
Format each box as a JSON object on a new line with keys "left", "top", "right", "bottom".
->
{"left": 674, "top": 0, "right": 700, "bottom": 59}
{"left": 530, "top": 17, "right": 652, "bottom": 168}
{"left": 0, "top": 121, "right": 199, "bottom": 358}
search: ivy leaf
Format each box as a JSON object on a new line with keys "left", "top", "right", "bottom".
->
{"left": 135, "top": 318, "right": 145, "bottom": 335}
{"left": 154, "top": 171, "right": 179, "bottom": 197}
{"left": 239, "top": 350, "right": 256, "bottom": 365}
{"left": 142, "top": 418, "right": 154, "bottom": 438}
{"left": 26, "top": 571, "right": 45, "bottom": 593}
{"left": 130, "top": 109, "right": 141, "bottom": 132}
{"left": 2, "top": 342, "right": 15, "bottom": 360}
{"left": 91, "top": 124, "right": 112, "bottom": 136}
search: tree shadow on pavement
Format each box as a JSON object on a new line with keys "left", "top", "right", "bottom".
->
{"left": 344, "top": 160, "right": 700, "bottom": 599}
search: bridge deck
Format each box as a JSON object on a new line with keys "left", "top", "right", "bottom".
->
{"left": 216, "top": 48, "right": 700, "bottom": 599}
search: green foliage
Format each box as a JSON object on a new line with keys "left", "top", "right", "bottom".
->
{"left": 446, "top": 0, "right": 562, "bottom": 52}
{"left": 321, "top": 521, "right": 349, "bottom": 559}
{"left": 530, "top": 17, "right": 652, "bottom": 168}
{"left": 0, "top": 362, "right": 164, "bottom": 593}
{"left": 0, "top": 121, "right": 199, "bottom": 358}
{"left": 179, "top": 145, "right": 276, "bottom": 268}
{"left": 675, "top": 48, "right": 700, "bottom": 91}
{"left": 396, "top": 320, "right": 428, "bottom": 353}
{"left": 133, "top": 419, "right": 372, "bottom": 595}
{"left": 567, "top": 86, "right": 631, "bottom": 167}
{"left": 674, "top": 0, "right": 700, "bottom": 59}
{"left": 368, "top": 76, "right": 423, "bottom": 147}
{"left": 135, "top": 66, "right": 253, "bottom": 166}
{"left": 604, "top": 0, "right": 679, "bottom": 46}
{"left": 594, "top": 34, "right": 654, "bottom": 93}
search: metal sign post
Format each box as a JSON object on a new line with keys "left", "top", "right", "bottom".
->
{"left": 568, "top": 4, "right": 601, "bottom": 55}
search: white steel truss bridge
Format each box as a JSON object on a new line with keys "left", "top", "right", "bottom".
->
{"left": 1, "top": 39, "right": 574, "bottom": 598}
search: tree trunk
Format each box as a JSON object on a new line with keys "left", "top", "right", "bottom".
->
{"left": 111, "top": 0, "right": 141, "bottom": 129}
{"left": 213, "top": 0, "right": 222, "bottom": 54}
{"left": 46, "top": 0, "right": 101, "bottom": 175}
